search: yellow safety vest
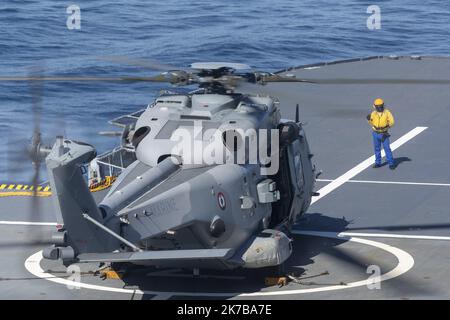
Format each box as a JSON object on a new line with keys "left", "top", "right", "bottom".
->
{"left": 368, "top": 109, "right": 395, "bottom": 133}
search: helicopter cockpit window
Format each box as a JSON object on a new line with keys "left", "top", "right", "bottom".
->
{"left": 132, "top": 126, "right": 151, "bottom": 148}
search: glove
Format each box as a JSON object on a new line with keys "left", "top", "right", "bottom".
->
{"left": 366, "top": 114, "right": 371, "bottom": 121}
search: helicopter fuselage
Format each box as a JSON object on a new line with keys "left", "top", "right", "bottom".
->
{"left": 43, "top": 90, "right": 316, "bottom": 270}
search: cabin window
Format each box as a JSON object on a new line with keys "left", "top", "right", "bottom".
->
{"left": 132, "top": 126, "right": 151, "bottom": 148}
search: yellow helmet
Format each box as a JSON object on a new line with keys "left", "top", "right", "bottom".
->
{"left": 373, "top": 98, "right": 384, "bottom": 107}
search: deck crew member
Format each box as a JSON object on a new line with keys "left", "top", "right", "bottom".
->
{"left": 366, "top": 98, "right": 396, "bottom": 170}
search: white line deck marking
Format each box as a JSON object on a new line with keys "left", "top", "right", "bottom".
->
{"left": 317, "top": 179, "right": 450, "bottom": 187}
{"left": 24, "top": 231, "right": 414, "bottom": 298}
{"left": 336, "top": 232, "right": 450, "bottom": 241}
{"left": 0, "top": 220, "right": 57, "bottom": 226}
{"left": 311, "top": 126, "right": 428, "bottom": 205}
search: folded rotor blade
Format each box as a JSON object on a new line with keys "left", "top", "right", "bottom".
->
{"left": 260, "top": 74, "right": 315, "bottom": 83}
{"left": 0, "top": 75, "right": 172, "bottom": 82}
{"left": 267, "top": 76, "right": 450, "bottom": 85}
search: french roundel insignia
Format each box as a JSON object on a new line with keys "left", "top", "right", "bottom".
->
{"left": 217, "top": 192, "right": 226, "bottom": 210}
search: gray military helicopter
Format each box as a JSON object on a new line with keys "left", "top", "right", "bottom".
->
{"left": 7, "top": 61, "right": 319, "bottom": 271}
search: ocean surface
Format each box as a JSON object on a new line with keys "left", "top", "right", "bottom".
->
{"left": 0, "top": 0, "right": 449, "bottom": 182}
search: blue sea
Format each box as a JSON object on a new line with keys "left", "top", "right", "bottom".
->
{"left": 0, "top": 0, "right": 449, "bottom": 182}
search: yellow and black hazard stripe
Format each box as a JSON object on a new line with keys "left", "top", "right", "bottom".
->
{"left": 0, "top": 176, "right": 117, "bottom": 197}
{"left": 0, "top": 184, "right": 51, "bottom": 197}
{"left": 0, "top": 184, "right": 51, "bottom": 192}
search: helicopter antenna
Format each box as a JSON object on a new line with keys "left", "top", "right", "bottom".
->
{"left": 295, "top": 103, "right": 300, "bottom": 123}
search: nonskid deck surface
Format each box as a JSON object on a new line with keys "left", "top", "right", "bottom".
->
{"left": 1, "top": 56, "right": 449, "bottom": 299}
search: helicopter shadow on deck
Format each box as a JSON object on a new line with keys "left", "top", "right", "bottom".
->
{"left": 286, "top": 212, "right": 351, "bottom": 274}
{"left": 118, "top": 213, "right": 350, "bottom": 300}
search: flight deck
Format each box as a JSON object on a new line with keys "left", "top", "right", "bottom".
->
{"left": 1, "top": 56, "right": 449, "bottom": 299}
